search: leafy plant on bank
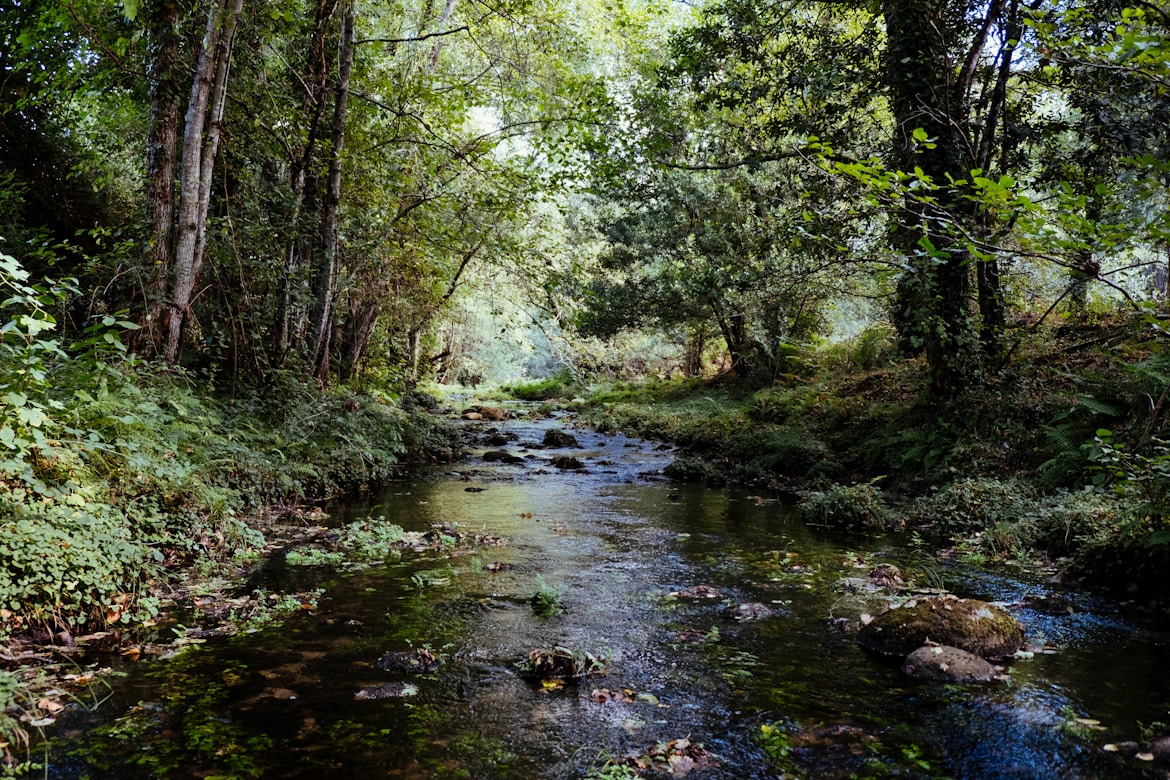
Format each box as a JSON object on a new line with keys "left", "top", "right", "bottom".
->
{"left": 799, "top": 481, "right": 894, "bottom": 531}
{"left": 1, "top": 250, "right": 457, "bottom": 635}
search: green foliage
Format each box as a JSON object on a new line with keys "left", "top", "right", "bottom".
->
{"left": 529, "top": 577, "right": 565, "bottom": 617}
{"left": 0, "top": 670, "right": 31, "bottom": 769}
{"left": 757, "top": 722, "right": 794, "bottom": 765}
{"left": 502, "top": 369, "right": 578, "bottom": 401}
{"left": 814, "top": 324, "right": 900, "bottom": 375}
{"left": 914, "top": 478, "right": 1037, "bottom": 536}
{"left": 585, "top": 764, "right": 641, "bottom": 780}
{"left": 799, "top": 481, "right": 892, "bottom": 531}
{"left": 663, "top": 455, "right": 727, "bottom": 486}
{"left": 0, "top": 250, "right": 453, "bottom": 633}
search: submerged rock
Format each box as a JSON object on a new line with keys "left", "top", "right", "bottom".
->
{"left": 1152, "top": 736, "right": 1170, "bottom": 765}
{"left": 669, "top": 585, "right": 723, "bottom": 600}
{"left": 354, "top": 682, "right": 418, "bottom": 699}
{"left": 720, "top": 602, "right": 775, "bottom": 621}
{"left": 858, "top": 596, "right": 1024, "bottom": 659}
{"left": 376, "top": 648, "right": 440, "bottom": 674}
{"left": 516, "top": 646, "right": 606, "bottom": 681}
{"left": 483, "top": 450, "right": 523, "bottom": 464}
{"left": 901, "top": 645, "right": 998, "bottom": 682}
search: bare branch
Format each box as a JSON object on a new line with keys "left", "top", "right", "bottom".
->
{"left": 355, "top": 26, "right": 469, "bottom": 46}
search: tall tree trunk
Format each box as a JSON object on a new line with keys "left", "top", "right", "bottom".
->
{"left": 162, "top": 0, "right": 244, "bottom": 363}
{"left": 1069, "top": 189, "right": 1102, "bottom": 314}
{"left": 307, "top": 2, "right": 355, "bottom": 381}
{"left": 140, "top": 0, "right": 182, "bottom": 355}
{"left": 883, "top": 0, "right": 976, "bottom": 396}
{"left": 272, "top": 0, "right": 340, "bottom": 366}
{"left": 974, "top": 0, "right": 1019, "bottom": 361}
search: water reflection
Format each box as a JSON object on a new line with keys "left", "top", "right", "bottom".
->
{"left": 53, "top": 415, "right": 1169, "bottom": 779}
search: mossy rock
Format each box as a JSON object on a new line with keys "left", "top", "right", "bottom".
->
{"left": 901, "top": 645, "right": 997, "bottom": 682}
{"left": 542, "top": 428, "right": 579, "bottom": 447}
{"left": 858, "top": 596, "right": 1024, "bottom": 659}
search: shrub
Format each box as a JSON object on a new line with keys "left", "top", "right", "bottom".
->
{"left": 913, "top": 478, "right": 1037, "bottom": 535}
{"left": 799, "top": 481, "right": 893, "bottom": 531}
{"left": 664, "top": 456, "right": 727, "bottom": 486}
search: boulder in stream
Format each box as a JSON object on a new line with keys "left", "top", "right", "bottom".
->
{"left": 901, "top": 645, "right": 998, "bottom": 682}
{"left": 462, "top": 405, "right": 507, "bottom": 421}
{"left": 550, "top": 455, "right": 584, "bottom": 470}
{"left": 483, "top": 450, "right": 524, "bottom": 464}
{"left": 1151, "top": 736, "right": 1170, "bottom": 765}
{"left": 858, "top": 596, "right": 1024, "bottom": 659}
{"left": 542, "top": 428, "right": 579, "bottom": 448}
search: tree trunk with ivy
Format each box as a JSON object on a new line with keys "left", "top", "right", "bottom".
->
{"left": 883, "top": 0, "right": 979, "bottom": 396}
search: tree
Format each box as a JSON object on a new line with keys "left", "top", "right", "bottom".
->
{"left": 161, "top": 0, "right": 245, "bottom": 363}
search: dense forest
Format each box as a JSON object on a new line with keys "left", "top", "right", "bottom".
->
{"left": 2, "top": 0, "right": 1170, "bottom": 767}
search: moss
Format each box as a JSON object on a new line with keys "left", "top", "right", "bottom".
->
{"left": 857, "top": 596, "right": 1024, "bottom": 659}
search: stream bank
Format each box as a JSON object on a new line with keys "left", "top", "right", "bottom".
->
{"left": 25, "top": 405, "right": 1170, "bottom": 778}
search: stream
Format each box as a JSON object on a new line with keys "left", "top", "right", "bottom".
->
{"left": 51, "top": 408, "right": 1170, "bottom": 779}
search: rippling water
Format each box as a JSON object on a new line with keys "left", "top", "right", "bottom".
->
{"left": 52, "top": 411, "right": 1170, "bottom": 779}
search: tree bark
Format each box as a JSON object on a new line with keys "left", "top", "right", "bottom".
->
{"left": 883, "top": 0, "right": 976, "bottom": 395}
{"left": 272, "top": 0, "right": 341, "bottom": 366}
{"left": 162, "top": 0, "right": 244, "bottom": 363}
{"left": 338, "top": 298, "right": 380, "bottom": 382}
{"left": 307, "top": 2, "right": 355, "bottom": 381}
{"left": 140, "top": 0, "right": 182, "bottom": 355}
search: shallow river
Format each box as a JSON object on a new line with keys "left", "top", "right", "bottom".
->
{"left": 53, "top": 411, "right": 1170, "bottom": 779}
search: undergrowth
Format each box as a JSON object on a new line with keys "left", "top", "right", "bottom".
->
{"left": 574, "top": 310, "right": 1170, "bottom": 600}
{"left": 0, "top": 251, "right": 458, "bottom": 640}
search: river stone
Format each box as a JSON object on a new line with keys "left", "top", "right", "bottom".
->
{"left": 551, "top": 455, "right": 584, "bottom": 470}
{"left": 720, "top": 602, "right": 774, "bottom": 621}
{"left": 901, "top": 645, "right": 997, "bottom": 682}
{"left": 1151, "top": 736, "right": 1170, "bottom": 764}
{"left": 542, "top": 428, "right": 580, "bottom": 448}
{"left": 376, "top": 648, "right": 440, "bottom": 674}
{"left": 354, "top": 682, "right": 419, "bottom": 699}
{"left": 857, "top": 596, "right": 1024, "bottom": 659}
{"left": 483, "top": 450, "right": 524, "bottom": 464}
{"left": 462, "top": 405, "right": 507, "bottom": 421}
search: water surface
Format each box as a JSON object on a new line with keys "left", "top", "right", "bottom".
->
{"left": 54, "top": 412, "right": 1170, "bottom": 779}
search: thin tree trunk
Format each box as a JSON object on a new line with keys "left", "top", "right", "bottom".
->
{"left": 272, "top": 0, "right": 340, "bottom": 365}
{"left": 338, "top": 299, "right": 380, "bottom": 382}
{"left": 162, "top": 0, "right": 244, "bottom": 363}
{"left": 683, "top": 327, "right": 706, "bottom": 377}
{"left": 308, "top": 2, "right": 355, "bottom": 381}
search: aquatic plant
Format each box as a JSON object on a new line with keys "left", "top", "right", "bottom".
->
{"left": 530, "top": 577, "right": 565, "bottom": 616}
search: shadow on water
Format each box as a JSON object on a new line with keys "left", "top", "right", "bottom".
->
{"left": 52, "top": 412, "right": 1170, "bottom": 779}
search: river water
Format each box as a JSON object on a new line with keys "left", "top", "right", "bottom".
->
{"left": 52, "top": 411, "right": 1170, "bottom": 779}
